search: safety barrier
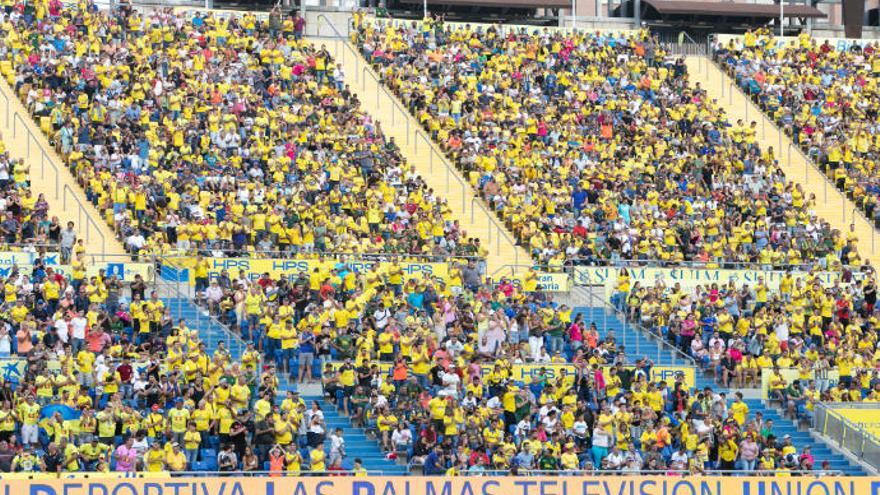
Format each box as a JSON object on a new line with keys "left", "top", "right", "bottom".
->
{"left": 155, "top": 468, "right": 844, "bottom": 476}
{"left": 814, "top": 403, "right": 880, "bottom": 474}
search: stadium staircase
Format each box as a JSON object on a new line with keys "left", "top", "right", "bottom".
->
{"left": 320, "top": 38, "right": 529, "bottom": 275}
{"left": 580, "top": 304, "right": 867, "bottom": 474}
{"left": 685, "top": 56, "right": 880, "bottom": 261}
{"left": 302, "top": 394, "right": 411, "bottom": 475}
{"left": 163, "top": 296, "right": 407, "bottom": 473}
{"left": 0, "top": 65, "right": 125, "bottom": 256}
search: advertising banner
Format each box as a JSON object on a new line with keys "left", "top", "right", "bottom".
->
{"left": 714, "top": 33, "right": 872, "bottom": 52}
{"left": 178, "top": 257, "right": 453, "bottom": 287}
{"left": 575, "top": 266, "right": 863, "bottom": 300}
{"left": 328, "top": 362, "right": 696, "bottom": 389}
{"left": 831, "top": 408, "right": 880, "bottom": 440}
{"left": 6, "top": 475, "right": 876, "bottom": 495}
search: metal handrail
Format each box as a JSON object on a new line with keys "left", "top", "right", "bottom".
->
{"left": 3, "top": 79, "right": 108, "bottom": 253}
{"left": 816, "top": 402, "right": 878, "bottom": 438}
{"left": 63, "top": 183, "right": 106, "bottom": 255}
{"left": 470, "top": 197, "right": 519, "bottom": 266}
{"left": 351, "top": 43, "right": 520, "bottom": 264}
{"left": 155, "top": 256, "right": 249, "bottom": 366}
{"left": 315, "top": 14, "right": 360, "bottom": 72}
{"left": 163, "top": 470, "right": 389, "bottom": 476}
{"left": 415, "top": 130, "right": 467, "bottom": 211}
{"left": 813, "top": 402, "right": 880, "bottom": 474}
{"left": 599, "top": 288, "right": 697, "bottom": 365}
{"left": 158, "top": 251, "right": 483, "bottom": 263}
{"left": 13, "top": 109, "right": 58, "bottom": 197}
{"left": 360, "top": 65, "right": 412, "bottom": 146}
{"left": 710, "top": 54, "right": 880, "bottom": 244}
{"left": 0, "top": 82, "right": 8, "bottom": 128}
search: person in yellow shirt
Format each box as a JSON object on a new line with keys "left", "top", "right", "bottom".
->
{"left": 309, "top": 445, "right": 326, "bottom": 472}
{"left": 183, "top": 422, "right": 202, "bottom": 467}
{"left": 166, "top": 443, "right": 188, "bottom": 472}
{"left": 352, "top": 457, "right": 368, "bottom": 476}
{"left": 717, "top": 432, "right": 739, "bottom": 471}
{"left": 80, "top": 439, "right": 111, "bottom": 471}
{"left": 145, "top": 442, "right": 166, "bottom": 472}
{"left": 17, "top": 395, "right": 41, "bottom": 447}
{"left": 729, "top": 392, "right": 749, "bottom": 425}
{"left": 245, "top": 286, "right": 265, "bottom": 342}
{"left": 193, "top": 255, "right": 211, "bottom": 304}
{"left": 167, "top": 400, "right": 191, "bottom": 445}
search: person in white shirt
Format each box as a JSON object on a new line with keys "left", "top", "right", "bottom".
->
{"left": 444, "top": 336, "right": 464, "bottom": 357}
{"left": 205, "top": 281, "right": 224, "bottom": 313}
{"left": 329, "top": 428, "right": 345, "bottom": 466}
{"left": 438, "top": 366, "right": 461, "bottom": 398}
{"left": 535, "top": 348, "right": 552, "bottom": 363}
{"left": 391, "top": 424, "right": 412, "bottom": 452}
{"left": 514, "top": 418, "right": 531, "bottom": 442}
{"left": 0, "top": 324, "right": 11, "bottom": 358}
{"left": 604, "top": 446, "right": 626, "bottom": 470}
{"left": 373, "top": 307, "right": 390, "bottom": 329}
{"left": 541, "top": 410, "right": 559, "bottom": 434}
{"left": 69, "top": 311, "right": 88, "bottom": 354}
{"left": 126, "top": 231, "right": 146, "bottom": 254}
{"left": 54, "top": 315, "right": 69, "bottom": 345}
{"left": 670, "top": 446, "right": 689, "bottom": 470}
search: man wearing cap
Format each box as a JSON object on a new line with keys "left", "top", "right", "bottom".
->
{"left": 166, "top": 442, "right": 187, "bottom": 472}
{"left": 168, "top": 400, "right": 190, "bottom": 446}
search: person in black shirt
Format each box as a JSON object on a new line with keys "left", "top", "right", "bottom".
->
{"left": 229, "top": 414, "right": 250, "bottom": 461}
{"left": 130, "top": 274, "right": 146, "bottom": 302}
{"left": 0, "top": 440, "right": 14, "bottom": 472}
{"left": 42, "top": 443, "right": 63, "bottom": 473}
{"left": 253, "top": 415, "right": 275, "bottom": 464}
{"left": 356, "top": 364, "right": 371, "bottom": 389}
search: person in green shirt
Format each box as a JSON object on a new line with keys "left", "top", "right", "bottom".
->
{"left": 350, "top": 386, "right": 369, "bottom": 428}
{"left": 333, "top": 328, "right": 354, "bottom": 360}
{"left": 537, "top": 448, "right": 558, "bottom": 471}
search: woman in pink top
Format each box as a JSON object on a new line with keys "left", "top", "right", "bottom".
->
{"left": 738, "top": 436, "right": 759, "bottom": 472}
{"left": 114, "top": 437, "right": 137, "bottom": 472}
{"left": 679, "top": 313, "right": 697, "bottom": 353}
{"left": 568, "top": 319, "right": 584, "bottom": 351}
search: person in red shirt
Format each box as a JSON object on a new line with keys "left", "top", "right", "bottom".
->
{"left": 319, "top": 279, "right": 335, "bottom": 300}
{"left": 86, "top": 327, "right": 112, "bottom": 353}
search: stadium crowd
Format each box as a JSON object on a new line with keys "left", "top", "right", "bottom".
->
{"left": 0, "top": 0, "right": 867, "bottom": 477}
{"left": 1, "top": 0, "right": 487, "bottom": 262}
{"left": 608, "top": 265, "right": 880, "bottom": 415}
{"left": 715, "top": 29, "right": 880, "bottom": 227}
{"left": 355, "top": 19, "right": 859, "bottom": 269}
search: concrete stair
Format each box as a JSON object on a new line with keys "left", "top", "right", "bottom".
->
{"left": 319, "top": 38, "right": 529, "bottom": 275}
{"left": 685, "top": 55, "right": 880, "bottom": 261}
{"left": 301, "top": 395, "right": 410, "bottom": 475}
{"left": 0, "top": 68, "right": 125, "bottom": 256}
{"left": 163, "top": 297, "right": 409, "bottom": 472}
{"left": 744, "top": 398, "right": 866, "bottom": 475}
{"left": 163, "top": 297, "right": 300, "bottom": 392}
